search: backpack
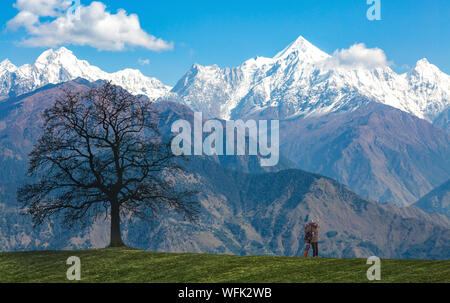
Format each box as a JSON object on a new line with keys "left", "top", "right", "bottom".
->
{"left": 304, "top": 223, "right": 314, "bottom": 243}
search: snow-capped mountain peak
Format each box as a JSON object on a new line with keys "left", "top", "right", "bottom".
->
{"left": 110, "top": 68, "right": 172, "bottom": 97}
{"left": 0, "top": 47, "right": 170, "bottom": 100}
{"left": 30, "top": 47, "right": 105, "bottom": 86}
{"left": 34, "top": 47, "right": 75, "bottom": 65}
{"left": 0, "top": 59, "right": 17, "bottom": 74}
{"left": 408, "top": 58, "right": 446, "bottom": 81}
{"left": 273, "top": 35, "right": 329, "bottom": 62}
{"left": 241, "top": 56, "right": 275, "bottom": 71}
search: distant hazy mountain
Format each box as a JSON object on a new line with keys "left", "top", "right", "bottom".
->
{"left": 170, "top": 36, "right": 450, "bottom": 127}
{"left": 279, "top": 102, "right": 450, "bottom": 206}
{"left": 0, "top": 47, "right": 170, "bottom": 101}
{"left": 3, "top": 154, "right": 450, "bottom": 260}
{"left": 0, "top": 79, "right": 96, "bottom": 173}
{"left": 165, "top": 162, "right": 450, "bottom": 259}
{"left": 414, "top": 180, "right": 450, "bottom": 217}
{"left": 151, "top": 100, "right": 296, "bottom": 173}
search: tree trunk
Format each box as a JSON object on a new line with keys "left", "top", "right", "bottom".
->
{"left": 109, "top": 201, "right": 125, "bottom": 247}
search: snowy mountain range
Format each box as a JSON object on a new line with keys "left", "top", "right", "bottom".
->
{"left": 0, "top": 36, "right": 449, "bottom": 125}
{"left": 0, "top": 47, "right": 171, "bottom": 101}
{"left": 170, "top": 36, "right": 450, "bottom": 123}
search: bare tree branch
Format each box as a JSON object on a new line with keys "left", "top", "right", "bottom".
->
{"left": 17, "top": 82, "right": 199, "bottom": 247}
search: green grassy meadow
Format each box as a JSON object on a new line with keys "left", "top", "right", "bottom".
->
{"left": 0, "top": 248, "right": 449, "bottom": 283}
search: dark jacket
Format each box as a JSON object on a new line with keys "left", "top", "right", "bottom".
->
{"left": 311, "top": 223, "right": 319, "bottom": 243}
{"left": 304, "top": 222, "right": 319, "bottom": 243}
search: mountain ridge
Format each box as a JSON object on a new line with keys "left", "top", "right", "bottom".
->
{"left": 170, "top": 36, "right": 450, "bottom": 124}
{"left": 279, "top": 101, "right": 450, "bottom": 206}
{"left": 0, "top": 47, "right": 171, "bottom": 101}
{"left": 414, "top": 180, "right": 450, "bottom": 216}
{"left": 2, "top": 36, "right": 449, "bottom": 127}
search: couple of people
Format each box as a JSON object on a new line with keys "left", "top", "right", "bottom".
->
{"left": 303, "top": 219, "right": 319, "bottom": 258}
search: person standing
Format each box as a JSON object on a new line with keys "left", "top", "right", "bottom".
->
{"left": 303, "top": 219, "right": 319, "bottom": 258}
{"left": 311, "top": 219, "right": 319, "bottom": 258}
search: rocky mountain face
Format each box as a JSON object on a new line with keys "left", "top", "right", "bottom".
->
{"left": 3, "top": 154, "right": 450, "bottom": 260}
{"left": 151, "top": 100, "right": 296, "bottom": 173}
{"left": 170, "top": 36, "right": 450, "bottom": 127}
{"left": 174, "top": 163, "right": 450, "bottom": 260}
{"left": 414, "top": 180, "right": 450, "bottom": 217}
{"left": 151, "top": 100, "right": 450, "bottom": 207}
{"left": 279, "top": 102, "right": 450, "bottom": 206}
{"left": 0, "top": 47, "right": 170, "bottom": 101}
{"left": 0, "top": 81, "right": 449, "bottom": 260}
{"left": 0, "top": 80, "right": 96, "bottom": 175}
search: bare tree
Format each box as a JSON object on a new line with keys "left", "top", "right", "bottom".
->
{"left": 17, "top": 82, "right": 199, "bottom": 247}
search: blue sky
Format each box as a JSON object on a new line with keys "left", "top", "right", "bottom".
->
{"left": 1, "top": 0, "right": 449, "bottom": 85}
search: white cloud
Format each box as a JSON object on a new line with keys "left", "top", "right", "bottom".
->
{"left": 324, "top": 43, "right": 391, "bottom": 70}
{"left": 7, "top": 10, "right": 40, "bottom": 30}
{"left": 13, "top": 0, "right": 72, "bottom": 17}
{"left": 6, "top": 0, "right": 173, "bottom": 52}
{"left": 138, "top": 58, "right": 150, "bottom": 65}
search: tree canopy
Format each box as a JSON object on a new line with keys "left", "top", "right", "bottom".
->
{"left": 18, "top": 82, "right": 199, "bottom": 247}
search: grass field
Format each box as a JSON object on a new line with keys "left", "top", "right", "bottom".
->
{"left": 0, "top": 248, "right": 449, "bottom": 283}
